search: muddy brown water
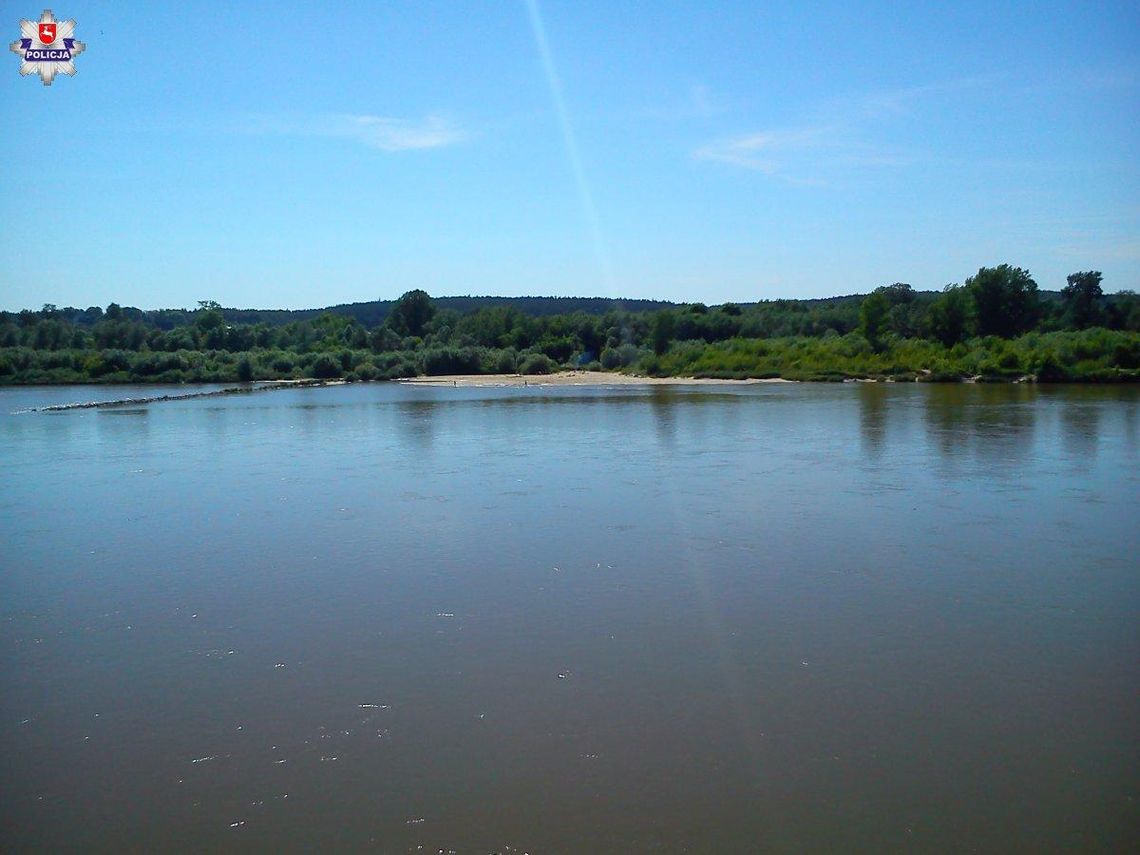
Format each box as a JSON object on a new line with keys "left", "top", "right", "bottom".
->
{"left": 2, "top": 382, "right": 1137, "bottom": 852}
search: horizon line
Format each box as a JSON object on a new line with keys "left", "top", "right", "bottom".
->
{"left": 8, "top": 287, "right": 1083, "bottom": 316}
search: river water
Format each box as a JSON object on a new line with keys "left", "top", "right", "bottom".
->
{"left": 1, "top": 382, "right": 1137, "bottom": 852}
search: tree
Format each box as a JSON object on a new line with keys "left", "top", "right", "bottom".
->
{"left": 859, "top": 291, "right": 890, "bottom": 350}
{"left": 575, "top": 315, "right": 604, "bottom": 360}
{"left": 873, "top": 283, "right": 918, "bottom": 337}
{"left": 878, "top": 283, "right": 915, "bottom": 305}
{"left": 310, "top": 353, "right": 342, "bottom": 378}
{"left": 651, "top": 310, "right": 676, "bottom": 355}
{"left": 341, "top": 321, "right": 368, "bottom": 349}
{"left": 519, "top": 353, "right": 555, "bottom": 374}
{"left": 369, "top": 326, "right": 402, "bottom": 353}
{"left": 1061, "top": 270, "right": 1103, "bottom": 329}
{"left": 386, "top": 290, "right": 436, "bottom": 337}
{"left": 966, "top": 265, "right": 1039, "bottom": 337}
{"left": 888, "top": 303, "right": 922, "bottom": 338}
{"left": 236, "top": 356, "right": 253, "bottom": 382}
{"left": 926, "top": 285, "right": 971, "bottom": 346}
{"left": 1106, "top": 290, "right": 1140, "bottom": 332}
{"left": 196, "top": 305, "right": 225, "bottom": 332}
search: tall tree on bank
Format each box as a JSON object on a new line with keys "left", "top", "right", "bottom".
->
{"left": 386, "top": 290, "right": 437, "bottom": 338}
{"left": 874, "top": 283, "right": 922, "bottom": 337}
{"left": 651, "top": 309, "right": 676, "bottom": 355}
{"left": 859, "top": 290, "right": 890, "bottom": 351}
{"left": 926, "top": 285, "right": 971, "bottom": 346}
{"left": 1061, "top": 271, "right": 1104, "bottom": 329}
{"left": 966, "top": 265, "right": 1040, "bottom": 338}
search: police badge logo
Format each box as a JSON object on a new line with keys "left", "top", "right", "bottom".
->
{"left": 10, "top": 9, "right": 85, "bottom": 85}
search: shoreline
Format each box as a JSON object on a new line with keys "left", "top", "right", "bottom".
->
{"left": 398, "top": 371, "right": 795, "bottom": 387}
{"left": 9, "top": 370, "right": 1136, "bottom": 412}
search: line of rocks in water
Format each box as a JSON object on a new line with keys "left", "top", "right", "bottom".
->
{"left": 20, "top": 379, "right": 342, "bottom": 413}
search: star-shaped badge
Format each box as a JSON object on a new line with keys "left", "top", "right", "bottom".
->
{"left": 10, "top": 9, "right": 85, "bottom": 85}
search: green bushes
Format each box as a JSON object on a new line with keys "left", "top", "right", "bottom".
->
{"left": 519, "top": 353, "right": 555, "bottom": 374}
{"left": 421, "top": 346, "right": 483, "bottom": 375}
{"left": 349, "top": 363, "right": 380, "bottom": 381}
{"left": 309, "top": 354, "right": 342, "bottom": 379}
{"left": 271, "top": 352, "right": 295, "bottom": 373}
{"left": 600, "top": 343, "right": 643, "bottom": 369}
{"left": 494, "top": 348, "right": 518, "bottom": 374}
{"left": 1, "top": 298, "right": 1138, "bottom": 385}
{"left": 610, "top": 329, "right": 1140, "bottom": 383}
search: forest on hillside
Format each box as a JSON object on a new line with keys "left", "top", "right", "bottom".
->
{"left": 3, "top": 266, "right": 1138, "bottom": 384}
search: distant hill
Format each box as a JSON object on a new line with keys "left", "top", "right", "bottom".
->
{"left": 218, "top": 295, "right": 685, "bottom": 327}
{"left": 23, "top": 290, "right": 1073, "bottom": 329}
{"left": 227, "top": 290, "right": 1070, "bottom": 326}
{"left": 216, "top": 292, "right": 991, "bottom": 327}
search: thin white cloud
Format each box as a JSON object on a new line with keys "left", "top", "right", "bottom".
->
{"left": 331, "top": 114, "right": 464, "bottom": 151}
{"left": 689, "top": 84, "right": 718, "bottom": 115}
{"left": 692, "top": 78, "right": 987, "bottom": 181}
{"left": 687, "top": 84, "right": 736, "bottom": 117}
{"left": 243, "top": 113, "right": 464, "bottom": 151}
{"left": 844, "top": 77, "right": 990, "bottom": 119}
{"left": 636, "top": 83, "right": 736, "bottom": 121}
{"left": 694, "top": 122, "right": 916, "bottom": 185}
{"left": 693, "top": 127, "right": 829, "bottom": 173}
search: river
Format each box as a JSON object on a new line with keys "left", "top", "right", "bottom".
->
{"left": 1, "top": 382, "right": 1137, "bottom": 852}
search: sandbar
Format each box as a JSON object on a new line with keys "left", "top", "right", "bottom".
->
{"left": 399, "top": 370, "right": 795, "bottom": 387}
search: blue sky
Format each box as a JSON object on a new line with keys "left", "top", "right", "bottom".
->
{"left": 1, "top": 0, "right": 1137, "bottom": 310}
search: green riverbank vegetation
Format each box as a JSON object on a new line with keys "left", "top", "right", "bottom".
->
{"left": 3, "top": 267, "right": 1138, "bottom": 385}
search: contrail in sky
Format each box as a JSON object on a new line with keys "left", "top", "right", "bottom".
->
{"left": 524, "top": 0, "right": 615, "bottom": 293}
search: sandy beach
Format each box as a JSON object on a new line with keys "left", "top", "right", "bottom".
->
{"left": 398, "top": 370, "right": 795, "bottom": 387}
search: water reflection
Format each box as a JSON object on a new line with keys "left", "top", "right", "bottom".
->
{"left": 857, "top": 384, "right": 888, "bottom": 460}
{"left": 396, "top": 399, "right": 438, "bottom": 450}
{"left": 96, "top": 405, "right": 151, "bottom": 444}
{"left": 921, "top": 384, "right": 1038, "bottom": 474}
{"left": 1058, "top": 392, "right": 1103, "bottom": 468}
{"left": 922, "top": 384, "right": 971, "bottom": 463}
{"left": 1124, "top": 399, "right": 1138, "bottom": 453}
{"left": 969, "top": 385, "right": 1037, "bottom": 470}
{"left": 649, "top": 387, "right": 678, "bottom": 447}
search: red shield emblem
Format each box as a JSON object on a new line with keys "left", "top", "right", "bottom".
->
{"left": 38, "top": 22, "right": 57, "bottom": 45}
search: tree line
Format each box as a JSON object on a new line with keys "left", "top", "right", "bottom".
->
{"left": 2, "top": 266, "right": 1138, "bottom": 384}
